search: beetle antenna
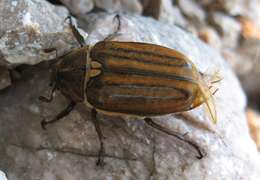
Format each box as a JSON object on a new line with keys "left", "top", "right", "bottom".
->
{"left": 113, "top": 14, "right": 121, "bottom": 34}
{"left": 65, "top": 15, "right": 86, "bottom": 47}
{"left": 144, "top": 118, "right": 205, "bottom": 159}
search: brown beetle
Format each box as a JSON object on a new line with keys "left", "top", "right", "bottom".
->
{"left": 39, "top": 15, "right": 219, "bottom": 166}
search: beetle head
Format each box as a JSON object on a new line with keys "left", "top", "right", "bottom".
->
{"left": 39, "top": 47, "right": 89, "bottom": 103}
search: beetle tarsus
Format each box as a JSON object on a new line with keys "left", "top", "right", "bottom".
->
{"left": 39, "top": 95, "right": 53, "bottom": 103}
{"left": 144, "top": 118, "right": 205, "bottom": 159}
{"left": 66, "top": 15, "right": 86, "bottom": 47}
{"left": 40, "top": 101, "right": 76, "bottom": 129}
{"left": 91, "top": 109, "right": 106, "bottom": 166}
{"left": 39, "top": 85, "right": 57, "bottom": 103}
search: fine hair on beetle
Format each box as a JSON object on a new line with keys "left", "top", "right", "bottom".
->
{"left": 39, "top": 14, "right": 220, "bottom": 166}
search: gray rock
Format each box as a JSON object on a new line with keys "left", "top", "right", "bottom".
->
{"left": 198, "top": 0, "right": 260, "bottom": 27}
{"left": 198, "top": 26, "right": 222, "bottom": 50}
{"left": 0, "top": 171, "right": 7, "bottom": 180}
{"left": 0, "top": 0, "right": 86, "bottom": 66}
{"left": 235, "top": 39, "right": 260, "bottom": 106}
{"left": 142, "top": 0, "right": 187, "bottom": 27}
{"left": 0, "top": 67, "right": 11, "bottom": 90}
{"left": 209, "top": 12, "right": 241, "bottom": 49}
{"left": 1, "top": 13, "right": 260, "bottom": 179}
{"left": 94, "top": 0, "right": 143, "bottom": 14}
{"left": 219, "top": 0, "right": 260, "bottom": 23}
{"left": 157, "top": 0, "right": 188, "bottom": 27}
{"left": 178, "top": 0, "right": 206, "bottom": 25}
{"left": 60, "top": 0, "right": 94, "bottom": 15}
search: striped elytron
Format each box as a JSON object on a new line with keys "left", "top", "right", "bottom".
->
{"left": 39, "top": 16, "right": 218, "bottom": 166}
{"left": 87, "top": 41, "right": 216, "bottom": 121}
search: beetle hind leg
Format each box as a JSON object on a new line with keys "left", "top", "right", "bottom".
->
{"left": 91, "top": 109, "right": 105, "bottom": 166}
{"left": 144, "top": 118, "right": 204, "bottom": 159}
{"left": 41, "top": 101, "right": 76, "bottom": 130}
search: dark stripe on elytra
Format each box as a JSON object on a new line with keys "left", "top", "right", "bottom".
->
{"left": 95, "top": 52, "right": 190, "bottom": 68}
{"left": 107, "top": 86, "right": 189, "bottom": 101}
{"left": 108, "top": 94, "right": 187, "bottom": 101}
{"left": 87, "top": 77, "right": 192, "bottom": 100}
{"left": 101, "top": 66, "right": 195, "bottom": 83}
{"left": 106, "top": 46, "right": 185, "bottom": 62}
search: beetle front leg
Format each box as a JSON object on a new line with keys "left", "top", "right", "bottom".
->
{"left": 144, "top": 118, "right": 204, "bottom": 159}
{"left": 41, "top": 101, "right": 76, "bottom": 129}
{"left": 91, "top": 109, "right": 105, "bottom": 166}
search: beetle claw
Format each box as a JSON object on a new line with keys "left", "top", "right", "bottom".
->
{"left": 196, "top": 151, "right": 206, "bottom": 159}
{"left": 96, "top": 157, "right": 105, "bottom": 167}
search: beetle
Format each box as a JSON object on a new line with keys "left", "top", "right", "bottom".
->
{"left": 39, "top": 15, "right": 219, "bottom": 166}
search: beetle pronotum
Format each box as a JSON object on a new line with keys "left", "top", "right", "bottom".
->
{"left": 39, "top": 15, "right": 219, "bottom": 166}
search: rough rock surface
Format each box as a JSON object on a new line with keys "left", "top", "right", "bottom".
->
{"left": 60, "top": 0, "right": 94, "bottom": 15}
{"left": 155, "top": 0, "right": 187, "bottom": 27}
{"left": 1, "top": 13, "right": 260, "bottom": 179}
{"left": 209, "top": 12, "right": 241, "bottom": 49}
{"left": 178, "top": 0, "right": 206, "bottom": 25}
{"left": 0, "top": 0, "right": 85, "bottom": 66}
{"left": 95, "top": 0, "right": 143, "bottom": 14}
{"left": 0, "top": 67, "right": 11, "bottom": 90}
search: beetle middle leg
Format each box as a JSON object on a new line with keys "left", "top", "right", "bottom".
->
{"left": 91, "top": 109, "right": 105, "bottom": 166}
{"left": 41, "top": 101, "right": 76, "bottom": 130}
{"left": 144, "top": 118, "right": 204, "bottom": 159}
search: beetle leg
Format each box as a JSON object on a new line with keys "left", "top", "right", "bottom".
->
{"left": 104, "top": 14, "right": 123, "bottom": 41}
{"left": 91, "top": 109, "right": 105, "bottom": 166}
{"left": 144, "top": 118, "right": 204, "bottom": 159}
{"left": 41, "top": 101, "right": 76, "bottom": 130}
{"left": 39, "top": 85, "right": 57, "bottom": 103}
{"left": 65, "top": 15, "right": 86, "bottom": 47}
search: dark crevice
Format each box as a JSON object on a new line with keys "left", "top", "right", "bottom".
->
{"left": 148, "top": 140, "right": 157, "bottom": 180}
{"left": 47, "top": 0, "right": 63, "bottom": 5}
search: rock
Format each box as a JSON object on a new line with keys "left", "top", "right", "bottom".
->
{"left": 154, "top": 0, "right": 187, "bottom": 27}
{"left": 199, "top": 0, "right": 260, "bottom": 27}
{"left": 209, "top": 12, "right": 241, "bottom": 49}
{"left": 236, "top": 39, "right": 260, "bottom": 106}
{"left": 198, "top": 26, "right": 222, "bottom": 50}
{"left": 94, "top": 0, "right": 143, "bottom": 14}
{"left": 178, "top": 0, "right": 206, "bottom": 25}
{"left": 0, "top": 67, "right": 11, "bottom": 90}
{"left": 247, "top": 109, "right": 260, "bottom": 151}
{"left": 0, "top": 0, "right": 87, "bottom": 66}
{"left": 60, "top": 0, "right": 94, "bottom": 15}
{"left": 0, "top": 171, "right": 7, "bottom": 180}
{"left": 1, "top": 13, "right": 260, "bottom": 179}
{"left": 238, "top": 16, "right": 260, "bottom": 40}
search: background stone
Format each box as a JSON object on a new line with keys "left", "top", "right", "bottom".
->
{"left": 95, "top": 0, "right": 143, "bottom": 14}
{"left": 1, "top": 13, "right": 260, "bottom": 179}
{"left": 60, "top": 0, "right": 94, "bottom": 15}
{"left": 209, "top": 12, "right": 241, "bottom": 49}
{"left": 0, "top": 67, "right": 11, "bottom": 90}
{"left": 0, "top": 0, "right": 86, "bottom": 66}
